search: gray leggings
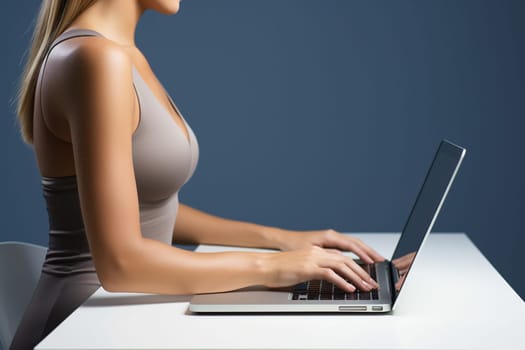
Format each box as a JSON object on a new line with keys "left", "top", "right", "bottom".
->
{"left": 9, "top": 272, "right": 100, "bottom": 350}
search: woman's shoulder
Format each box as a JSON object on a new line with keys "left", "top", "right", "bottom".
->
{"left": 42, "top": 34, "right": 137, "bottom": 134}
{"left": 50, "top": 34, "right": 133, "bottom": 79}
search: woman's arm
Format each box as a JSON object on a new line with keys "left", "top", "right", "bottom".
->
{"left": 60, "top": 38, "right": 376, "bottom": 295}
{"left": 173, "top": 205, "right": 385, "bottom": 263}
{"left": 172, "top": 204, "right": 286, "bottom": 250}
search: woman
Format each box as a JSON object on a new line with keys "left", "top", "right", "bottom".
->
{"left": 11, "top": 0, "right": 383, "bottom": 348}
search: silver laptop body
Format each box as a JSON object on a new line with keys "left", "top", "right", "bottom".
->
{"left": 190, "top": 140, "right": 466, "bottom": 313}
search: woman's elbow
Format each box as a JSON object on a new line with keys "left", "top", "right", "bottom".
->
{"left": 98, "top": 272, "right": 125, "bottom": 292}
{"left": 93, "top": 251, "right": 134, "bottom": 292}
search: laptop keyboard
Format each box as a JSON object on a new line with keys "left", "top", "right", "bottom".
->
{"left": 291, "top": 263, "right": 379, "bottom": 301}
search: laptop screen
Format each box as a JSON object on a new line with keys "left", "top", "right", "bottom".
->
{"left": 390, "top": 140, "right": 465, "bottom": 305}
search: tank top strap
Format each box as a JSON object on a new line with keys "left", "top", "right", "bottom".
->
{"left": 47, "top": 28, "right": 103, "bottom": 54}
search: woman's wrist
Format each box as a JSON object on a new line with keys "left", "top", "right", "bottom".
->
{"left": 258, "top": 226, "right": 298, "bottom": 251}
{"left": 253, "top": 252, "right": 277, "bottom": 287}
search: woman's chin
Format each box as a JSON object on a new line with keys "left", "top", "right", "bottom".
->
{"left": 161, "top": 3, "right": 180, "bottom": 15}
{"left": 143, "top": 0, "right": 181, "bottom": 15}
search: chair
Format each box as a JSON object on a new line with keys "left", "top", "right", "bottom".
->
{"left": 0, "top": 242, "right": 47, "bottom": 350}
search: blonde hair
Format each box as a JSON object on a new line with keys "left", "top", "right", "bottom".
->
{"left": 17, "top": 0, "right": 97, "bottom": 144}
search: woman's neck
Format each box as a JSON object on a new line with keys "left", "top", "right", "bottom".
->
{"left": 68, "top": 0, "right": 144, "bottom": 47}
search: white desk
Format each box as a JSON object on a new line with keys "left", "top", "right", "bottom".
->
{"left": 36, "top": 233, "right": 525, "bottom": 350}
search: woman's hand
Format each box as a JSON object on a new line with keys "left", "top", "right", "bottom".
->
{"left": 276, "top": 229, "right": 385, "bottom": 264}
{"left": 263, "top": 246, "right": 379, "bottom": 292}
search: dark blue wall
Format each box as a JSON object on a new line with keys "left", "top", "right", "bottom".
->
{"left": 2, "top": 0, "right": 524, "bottom": 302}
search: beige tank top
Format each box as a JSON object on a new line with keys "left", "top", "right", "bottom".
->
{"left": 40, "top": 29, "right": 199, "bottom": 275}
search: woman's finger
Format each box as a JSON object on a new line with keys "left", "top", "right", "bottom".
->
{"left": 355, "top": 240, "right": 385, "bottom": 262}
{"left": 345, "top": 241, "right": 374, "bottom": 264}
{"left": 318, "top": 268, "right": 356, "bottom": 293}
{"left": 324, "top": 248, "right": 343, "bottom": 255}
{"left": 320, "top": 255, "right": 374, "bottom": 291}
{"left": 347, "top": 258, "right": 378, "bottom": 287}
{"left": 347, "top": 236, "right": 385, "bottom": 262}
{"left": 326, "top": 233, "right": 381, "bottom": 263}
{"left": 336, "top": 261, "right": 374, "bottom": 291}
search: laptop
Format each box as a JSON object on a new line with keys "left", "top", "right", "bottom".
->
{"left": 189, "top": 139, "right": 466, "bottom": 313}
